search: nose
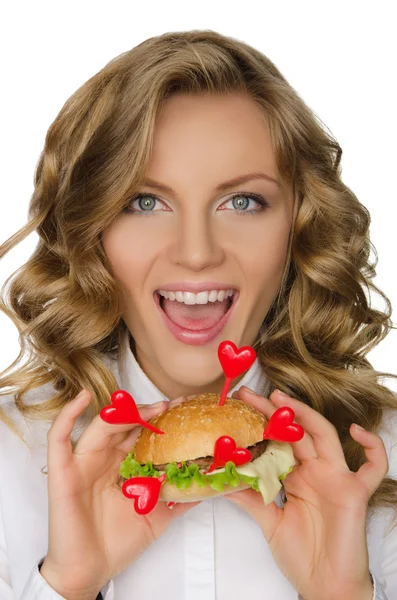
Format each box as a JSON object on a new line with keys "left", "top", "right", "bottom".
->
{"left": 167, "top": 210, "right": 225, "bottom": 271}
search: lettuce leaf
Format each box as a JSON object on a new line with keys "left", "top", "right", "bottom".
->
{"left": 119, "top": 453, "right": 260, "bottom": 492}
{"left": 206, "top": 461, "right": 261, "bottom": 492}
{"left": 278, "top": 465, "right": 294, "bottom": 480}
{"left": 207, "top": 461, "right": 239, "bottom": 491}
{"left": 165, "top": 461, "right": 208, "bottom": 489}
{"left": 119, "top": 452, "right": 160, "bottom": 479}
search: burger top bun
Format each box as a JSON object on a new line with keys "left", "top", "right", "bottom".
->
{"left": 134, "top": 392, "right": 268, "bottom": 465}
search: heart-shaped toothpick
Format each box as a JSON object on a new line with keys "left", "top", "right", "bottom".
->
{"left": 206, "top": 435, "right": 252, "bottom": 473}
{"left": 100, "top": 390, "right": 165, "bottom": 434}
{"left": 218, "top": 341, "right": 257, "bottom": 406}
{"left": 263, "top": 406, "right": 304, "bottom": 442}
{"left": 122, "top": 474, "right": 165, "bottom": 514}
{"left": 218, "top": 341, "right": 257, "bottom": 378}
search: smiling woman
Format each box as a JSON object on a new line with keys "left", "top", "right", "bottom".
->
{"left": 0, "top": 28, "right": 396, "bottom": 600}
{"left": 101, "top": 92, "right": 293, "bottom": 395}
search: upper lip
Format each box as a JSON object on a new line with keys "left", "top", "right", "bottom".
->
{"left": 155, "top": 282, "right": 238, "bottom": 293}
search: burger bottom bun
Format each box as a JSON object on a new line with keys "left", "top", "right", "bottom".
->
{"left": 159, "top": 479, "right": 251, "bottom": 503}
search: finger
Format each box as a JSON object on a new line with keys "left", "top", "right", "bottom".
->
{"left": 74, "top": 400, "right": 168, "bottom": 455}
{"left": 350, "top": 424, "right": 389, "bottom": 496}
{"left": 47, "top": 389, "right": 92, "bottom": 471}
{"left": 235, "top": 387, "right": 318, "bottom": 462}
{"left": 116, "top": 424, "right": 146, "bottom": 454}
{"left": 135, "top": 394, "right": 195, "bottom": 411}
{"left": 232, "top": 387, "right": 274, "bottom": 416}
{"left": 168, "top": 394, "right": 196, "bottom": 406}
{"left": 168, "top": 395, "right": 192, "bottom": 408}
{"left": 269, "top": 388, "right": 348, "bottom": 466}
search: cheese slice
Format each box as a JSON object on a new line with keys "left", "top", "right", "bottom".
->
{"left": 208, "top": 441, "right": 296, "bottom": 505}
{"left": 237, "top": 441, "right": 295, "bottom": 504}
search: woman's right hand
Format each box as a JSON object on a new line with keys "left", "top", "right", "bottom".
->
{"left": 40, "top": 389, "right": 199, "bottom": 600}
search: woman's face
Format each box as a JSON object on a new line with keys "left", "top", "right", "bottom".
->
{"left": 102, "top": 93, "right": 294, "bottom": 399}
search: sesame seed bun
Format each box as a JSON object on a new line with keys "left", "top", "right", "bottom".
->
{"left": 134, "top": 392, "right": 268, "bottom": 464}
{"left": 131, "top": 392, "right": 269, "bottom": 502}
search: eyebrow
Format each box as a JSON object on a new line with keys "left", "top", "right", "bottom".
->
{"left": 142, "top": 172, "right": 281, "bottom": 195}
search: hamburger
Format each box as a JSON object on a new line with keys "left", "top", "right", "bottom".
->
{"left": 119, "top": 392, "right": 296, "bottom": 505}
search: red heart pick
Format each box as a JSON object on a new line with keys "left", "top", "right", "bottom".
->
{"left": 218, "top": 341, "right": 256, "bottom": 379}
{"left": 100, "top": 390, "right": 164, "bottom": 434}
{"left": 206, "top": 435, "right": 252, "bottom": 473}
{"left": 122, "top": 476, "right": 162, "bottom": 514}
{"left": 263, "top": 406, "right": 304, "bottom": 442}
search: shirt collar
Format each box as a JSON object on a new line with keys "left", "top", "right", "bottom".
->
{"left": 114, "top": 328, "right": 271, "bottom": 405}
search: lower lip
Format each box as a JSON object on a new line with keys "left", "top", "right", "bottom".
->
{"left": 154, "top": 291, "right": 239, "bottom": 346}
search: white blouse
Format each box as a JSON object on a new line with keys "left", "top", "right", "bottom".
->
{"left": 0, "top": 329, "right": 395, "bottom": 599}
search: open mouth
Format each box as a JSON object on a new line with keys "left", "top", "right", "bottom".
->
{"left": 153, "top": 290, "right": 239, "bottom": 345}
{"left": 158, "top": 292, "right": 234, "bottom": 327}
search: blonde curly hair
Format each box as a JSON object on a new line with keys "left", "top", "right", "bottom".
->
{"left": 1, "top": 30, "right": 396, "bottom": 518}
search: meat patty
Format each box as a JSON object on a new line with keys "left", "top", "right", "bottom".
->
{"left": 151, "top": 438, "right": 270, "bottom": 471}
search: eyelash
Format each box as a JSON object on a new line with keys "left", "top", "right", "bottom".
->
{"left": 123, "top": 191, "right": 270, "bottom": 217}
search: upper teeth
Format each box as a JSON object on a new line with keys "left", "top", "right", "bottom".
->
{"left": 157, "top": 289, "right": 235, "bottom": 305}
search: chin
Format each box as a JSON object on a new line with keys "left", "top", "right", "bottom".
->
{"left": 156, "top": 349, "right": 226, "bottom": 389}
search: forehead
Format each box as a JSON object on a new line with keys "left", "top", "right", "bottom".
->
{"left": 147, "top": 93, "right": 279, "bottom": 189}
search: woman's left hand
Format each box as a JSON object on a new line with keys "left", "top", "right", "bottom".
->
{"left": 224, "top": 386, "right": 389, "bottom": 600}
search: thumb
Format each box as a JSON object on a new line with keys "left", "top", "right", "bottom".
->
{"left": 75, "top": 400, "right": 168, "bottom": 455}
{"left": 224, "top": 488, "right": 282, "bottom": 541}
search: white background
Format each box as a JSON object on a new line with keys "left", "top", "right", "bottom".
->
{"left": 0, "top": 1, "right": 396, "bottom": 390}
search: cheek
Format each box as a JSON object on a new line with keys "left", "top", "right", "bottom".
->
{"left": 238, "top": 217, "right": 291, "bottom": 282}
{"left": 101, "top": 222, "right": 161, "bottom": 288}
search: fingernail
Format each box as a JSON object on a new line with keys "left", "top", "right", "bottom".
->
{"left": 75, "top": 389, "right": 86, "bottom": 400}
{"left": 275, "top": 389, "right": 290, "bottom": 399}
{"left": 151, "top": 400, "right": 165, "bottom": 408}
{"left": 169, "top": 397, "right": 184, "bottom": 407}
{"left": 354, "top": 423, "right": 366, "bottom": 432}
{"left": 241, "top": 386, "right": 258, "bottom": 397}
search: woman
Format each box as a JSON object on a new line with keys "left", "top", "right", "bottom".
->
{"left": 0, "top": 30, "right": 396, "bottom": 600}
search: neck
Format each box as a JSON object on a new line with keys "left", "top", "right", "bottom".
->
{"left": 128, "top": 333, "right": 248, "bottom": 399}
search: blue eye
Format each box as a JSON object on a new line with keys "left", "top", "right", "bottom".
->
{"left": 220, "top": 192, "right": 270, "bottom": 216}
{"left": 124, "top": 194, "right": 161, "bottom": 214}
{"left": 136, "top": 196, "right": 157, "bottom": 211}
{"left": 123, "top": 192, "right": 269, "bottom": 216}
